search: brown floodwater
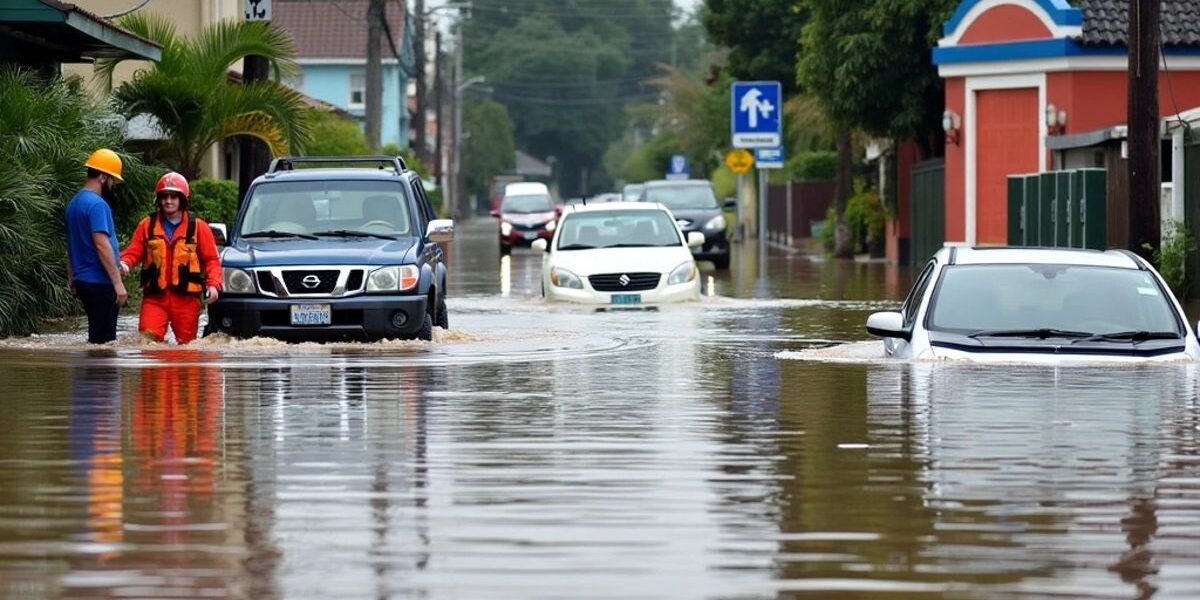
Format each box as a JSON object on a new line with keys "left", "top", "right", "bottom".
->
{"left": 1, "top": 220, "right": 1198, "bottom": 599}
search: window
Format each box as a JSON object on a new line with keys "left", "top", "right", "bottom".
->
{"left": 902, "top": 261, "right": 935, "bottom": 328}
{"left": 349, "top": 73, "right": 365, "bottom": 108}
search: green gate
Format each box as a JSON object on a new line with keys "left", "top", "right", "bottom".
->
{"left": 910, "top": 158, "right": 944, "bottom": 264}
{"left": 1006, "top": 169, "right": 1106, "bottom": 249}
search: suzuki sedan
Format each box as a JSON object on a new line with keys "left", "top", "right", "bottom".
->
{"left": 866, "top": 247, "right": 1200, "bottom": 362}
{"left": 533, "top": 202, "right": 704, "bottom": 305}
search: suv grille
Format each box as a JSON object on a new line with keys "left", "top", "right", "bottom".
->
{"left": 589, "top": 272, "right": 660, "bottom": 292}
{"left": 256, "top": 271, "right": 275, "bottom": 294}
{"left": 283, "top": 270, "right": 338, "bottom": 294}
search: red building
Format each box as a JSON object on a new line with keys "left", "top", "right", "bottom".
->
{"left": 932, "top": 0, "right": 1200, "bottom": 246}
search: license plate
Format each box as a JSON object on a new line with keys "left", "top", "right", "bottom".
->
{"left": 611, "top": 294, "right": 642, "bottom": 305}
{"left": 290, "top": 303, "right": 331, "bottom": 326}
{"left": 523, "top": 231, "right": 539, "bottom": 240}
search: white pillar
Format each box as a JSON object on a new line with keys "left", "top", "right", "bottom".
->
{"left": 1172, "top": 126, "right": 1186, "bottom": 224}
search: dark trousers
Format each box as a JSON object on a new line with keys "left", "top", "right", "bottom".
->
{"left": 75, "top": 280, "right": 118, "bottom": 344}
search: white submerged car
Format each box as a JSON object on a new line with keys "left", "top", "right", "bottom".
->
{"left": 533, "top": 202, "right": 704, "bottom": 305}
{"left": 866, "top": 247, "right": 1200, "bottom": 362}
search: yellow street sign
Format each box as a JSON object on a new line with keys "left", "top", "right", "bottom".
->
{"left": 725, "top": 149, "right": 754, "bottom": 175}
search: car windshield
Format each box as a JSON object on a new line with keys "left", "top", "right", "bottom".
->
{"left": 501, "top": 194, "right": 554, "bottom": 213}
{"left": 239, "top": 180, "right": 413, "bottom": 237}
{"left": 556, "top": 210, "right": 681, "bottom": 249}
{"left": 644, "top": 185, "right": 718, "bottom": 209}
{"left": 926, "top": 264, "right": 1182, "bottom": 337}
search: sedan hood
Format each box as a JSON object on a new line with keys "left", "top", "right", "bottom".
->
{"left": 222, "top": 237, "right": 418, "bottom": 267}
{"left": 550, "top": 246, "right": 693, "bottom": 277}
{"left": 503, "top": 211, "right": 556, "bottom": 226}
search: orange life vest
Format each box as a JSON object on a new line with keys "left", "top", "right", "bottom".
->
{"left": 140, "top": 212, "right": 206, "bottom": 295}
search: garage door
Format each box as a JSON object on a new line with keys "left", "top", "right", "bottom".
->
{"left": 975, "top": 88, "right": 1039, "bottom": 245}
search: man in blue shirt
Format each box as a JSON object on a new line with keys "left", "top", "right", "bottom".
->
{"left": 66, "top": 149, "right": 128, "bottom": 343}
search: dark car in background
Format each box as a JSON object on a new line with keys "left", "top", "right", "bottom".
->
{"left": 639, "top": 179, "right": 734, "bottom": 269}
{"left": 206, "top": 156, "right": 453, "bottom": 342}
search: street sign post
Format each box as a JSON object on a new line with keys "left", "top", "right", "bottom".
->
{"left": 754, "top": 146, "right": 785, "bottom": 169}
{"left": 666, "top": 154, "right": 690, "bottom": 180}
{"left": 731, "top": 81, "right": 782, "bottom": 148}
{"left": 244, "top": 0, "right": 271, "bottom": 20}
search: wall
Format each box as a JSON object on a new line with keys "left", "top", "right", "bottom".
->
{"left": 298, "top": 63, "right": 407, "bottom": 148}
{"left": 1048, "top": 70, "right": 1200, "bottom": 135}
{"left": 944, "top": 77, "right": 966, "bottom": 243}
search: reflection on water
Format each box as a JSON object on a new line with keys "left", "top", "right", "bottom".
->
{"left": 1, "top": 221, "right": 1200, "bottom": 598}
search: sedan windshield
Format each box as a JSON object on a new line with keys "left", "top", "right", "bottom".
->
{"left": 926, "top": 264, "right": 1181, "bottom": 337}
{"left": 239, "top": 180, "right": 413, "bottom": 237}
{"left": 501, "top": 194, "right": 554, "bottom": 214}
{"left": 644, "top": 185, "right": 718, "bottom": 209}
{"left": 556, "top": 210, "right": 681, "bottom": 250}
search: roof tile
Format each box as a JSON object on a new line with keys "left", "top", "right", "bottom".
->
{"left": 272, "top": 0, "right": 406, "bottom": 59}
{"left": 1077, "top": 0, "right": 1200, "bottom": 47}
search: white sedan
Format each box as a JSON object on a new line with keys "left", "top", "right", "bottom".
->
{"left": 866, "top": 246, "right": 1200, "bottom": 362}
{"left": 533, "top": 202, "right": 704, "bottom": 305}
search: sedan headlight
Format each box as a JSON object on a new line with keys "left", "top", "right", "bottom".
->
{"left": 500, "top": 221, "right": 513, "bottom": 236}
{"left": 703, "top": 215, "right": 726, "bottom": 232}
{"left": 550, "top": 266, "right": 584, "bottom": 289}
{"left": 545, "top": 219, "right": 557, "bottom": 232}
{"left": 668, "top": 261, "right": 697, "bottom": 285}
{"left": 367, "top": 265, "right": 420, "bottom": 292}
{"left": 223, "top": 267, "right": 256, "bottom": 294}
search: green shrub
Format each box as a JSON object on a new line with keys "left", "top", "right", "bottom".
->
{"left": 304, "top": 109, "right": 371, "bottom": 156}
{"left": 843, "top": 182, "right": 887, "bottom": 251}
{"left": 788, "top": 151, "right": 837, "bottom": 181}
{"left": 818, "top": 206, "right": 837, "bottom": 255}
{"left": 1150, "top": 220, "right": 1196, "bottom": 298}
{"left": 188, "top": 178, "right": 239, "bottom": 225}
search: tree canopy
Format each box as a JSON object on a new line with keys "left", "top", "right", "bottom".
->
{"left": 462, "top": 100, "right": 516, "bottom": 198}
{"left": 701, "top": 0, "right": 806, "bottom": 95}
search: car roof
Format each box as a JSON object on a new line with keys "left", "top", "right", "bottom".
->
{"left": 642, "top": 179, "right": 712, "bottom": 187}
{"left": 505, "top": 182, "right": 549, "bottom": 195}
{"left": 261, "top": 167, "right": 412, "bottom": 181}
{"left": 563, "top": 201, "right": 667, "bottom": 214}
{"left": 942, "top": 246, "right": 1143, "bottom": 269}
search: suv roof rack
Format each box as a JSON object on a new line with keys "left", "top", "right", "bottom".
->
{"left": 267, "top": 155, "right": 408, "bottom": 175}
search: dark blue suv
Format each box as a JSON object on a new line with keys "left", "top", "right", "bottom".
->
{"left": 205, "top": 156, "right": 453, "bottom": 342}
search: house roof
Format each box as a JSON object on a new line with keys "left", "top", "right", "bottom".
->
{"left": 1077, "top": 0, "right": 1200, "bottom": 47}
{"left": 271, "top": 0, "right": 405, "bottom": 60}
{"left": 0, "top": 0, "right": 161, "bottom": 63}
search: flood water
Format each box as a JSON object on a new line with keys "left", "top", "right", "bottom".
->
{"left": 1, "top": 220, "right": 1199, "bottom": 599}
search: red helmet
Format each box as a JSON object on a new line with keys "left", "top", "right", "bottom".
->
{"left": 155, "top": 172, "right": 190, "bottom": 199}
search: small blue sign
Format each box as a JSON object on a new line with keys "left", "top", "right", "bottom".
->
{"left": 754, "top": 146, "right": 785, "bottom": 169}
{"left": 731, "top": 81, "right": 782, "bottom": 148}
{"left": 666, "top": 154, "right": 690, "bottom": 180}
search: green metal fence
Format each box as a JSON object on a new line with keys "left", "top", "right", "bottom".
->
{"left": 1006, "top": 169, "right": 1106, "bottom": 249}
{"left": 910, "top": 158, "right": 944, "bottom": 264}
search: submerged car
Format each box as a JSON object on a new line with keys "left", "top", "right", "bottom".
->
{"left": 533, "top": 202, "right": 704, "bottom": 305}
{"left": 206, "top": 156, "right": 453, "bottom": 342}
{"left": 867, "top": 247, "right": 1200, "bottom": 361}
{"left": 638, "top": 179, "right": 734, "bottom": 269}
{"left": 492, "top": 181, "right": 557, "bottom": 254}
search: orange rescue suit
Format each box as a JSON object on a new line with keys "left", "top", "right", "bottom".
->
{"left": 121, "top": 212, "right": 222, "bottom": 343}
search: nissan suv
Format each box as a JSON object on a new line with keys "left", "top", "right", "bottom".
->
{"left": 205, "top": 156, "right": 453, "bottom": 342}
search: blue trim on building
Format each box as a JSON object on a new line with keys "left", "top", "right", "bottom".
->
{"left": 933, "top": 38, "right": 1200, "bottom": 64}
{"left": 943, "top": 0, "right": 1082, "bottom": 37}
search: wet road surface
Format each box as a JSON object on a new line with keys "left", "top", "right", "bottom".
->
{"left": 1, "top": 219, "right": 1198, "bottom": 598}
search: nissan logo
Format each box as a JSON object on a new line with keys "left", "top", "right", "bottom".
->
{"left": 301, "top": 274, "right": 321, "bottom": 289}
{"left": 619, "top": 274, "right": 631, "bottom": 287}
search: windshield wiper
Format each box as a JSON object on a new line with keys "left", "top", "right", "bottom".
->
{"left": 313, "top": 229, "right": 397, "bottom": 240}
{"left": 606, "top": 243, "right": 660, "bottom": 248}
{"left": 558, "top": 243, "right": 596, "bottom": 250}
{"left": 966, "top": 328, "right": 1092, "bottom": 340}
{"left": 243, "top": 230, "right": 317, "bottom": 240}
{"left": 1070, "top": 330, "right": 1180, "bottom": 344}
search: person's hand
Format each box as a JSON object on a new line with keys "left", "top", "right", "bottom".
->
{"left": 119, "top": 262, "right": 130, "bottom": 276}
{"left": 205, "top": 286, "right": 219, "bottom": 304}
{"left": 114, "top": 282, "right": 128, "bottom": 306}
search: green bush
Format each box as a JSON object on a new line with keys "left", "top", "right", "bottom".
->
{"left": 189, "top": 178, "right": 239, "bottom": 225}
{"left": 818, "top": 206, "right": 837, "bottom": 255}
{"left": 305, "top": 109, "right": 370, "bottom": 156}
{"left": 843, "top": 182, "right": 887, "bottom": 251}
{"left": 788, "top": 151, "right": 837, "bottom": 181}
{"left": 0, "top": 67, "right": 156, "bottom": 336}
{"left": 1150, "top": 220, "right": 1196, "bottom": 298}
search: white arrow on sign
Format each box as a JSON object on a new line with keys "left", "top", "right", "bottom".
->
{"left": 739, "top": 88, "right": 775, "bottom": 129}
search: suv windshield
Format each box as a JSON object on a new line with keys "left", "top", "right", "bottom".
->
{"left": 501, "top": 194, "right": 554, "bottom": 213}
{"left": 644, "top": 185, "right": 718, "bottom": 209}
{"left": 927, "top": 264, "right": 1181, "bottom": 337}
{"left": 556, "top": 210, "right": 681, "bottom": 250}
{"left": 238, "top": 180, "right": 413, "bottom": 237}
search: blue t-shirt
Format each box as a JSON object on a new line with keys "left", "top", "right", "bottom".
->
{"left": 162, "top": 215, "right": 181, "bottom": 241}
{"left": 65, "top": 189, "right": 119, "bottom": 285}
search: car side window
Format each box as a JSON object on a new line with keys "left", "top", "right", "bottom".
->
{"left": 409, "top": 179, "right": 432, "bottom": 227}
{"left": 901, "top": 261, "right": 936, "bottom": 328}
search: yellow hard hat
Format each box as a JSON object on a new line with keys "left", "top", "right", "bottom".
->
{"left": 85, "top": 148, "right": 124, "bottom": 182}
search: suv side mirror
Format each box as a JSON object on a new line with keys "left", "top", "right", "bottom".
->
{"left": 531, "top": 239, "right": 549, "bottom": 252}
{"left": 211, "top": 223, "right": 228, "bottom": 246}
{"left": 723, "top": 199, "right": 737, "bottom": 210}
{"left": 866, "top": 311, "right": 910, "bottom": 341}
{"left": 427, "top": 219, "right": 454, "bottom": 243}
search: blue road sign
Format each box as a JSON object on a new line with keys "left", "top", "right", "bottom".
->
{"left": 754, "top": 146, "right": 785, "bottom": 169}
{"left": 666, "top": 154, "right": 690, "bottom": 180}
{"left": 731, "top": 81, "right": 782, "bottom": 148}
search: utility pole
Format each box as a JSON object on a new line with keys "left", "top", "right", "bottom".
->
{"left": 1128, "top": 0, "right": 1160, "bottom": 258}
{"left": 413, "top": 0, "right": 428, "bottom": 162}
{"left": 434, "top": 30, "right": 443, "bottom": 181}
{"left": 451, "top": 17, "right": 464, "bottom": 219}
{"left": 365, "top": 0, "right": 385, "bottom": 151}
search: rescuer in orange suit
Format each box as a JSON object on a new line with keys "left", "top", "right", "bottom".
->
{"left": 120, "top": 172, "right": 222, "bottom": 344}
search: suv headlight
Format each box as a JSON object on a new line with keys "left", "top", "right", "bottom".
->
{"left": 668, "top": 261, "right": 697, "bottom": 285}
{"left": 550, "top": 266, "right": 583, "bottom": 289}
{"left": 223, "top": 267, "right": 256, "bottom": 294}
{"left": 703, "top": 215, "right": 726, "bottom": 232}
{"left": 367, "top": 265, "right": 420, "bottom": 292}
{"left": 500, "top": 221, "right": 513, "bottom": 236}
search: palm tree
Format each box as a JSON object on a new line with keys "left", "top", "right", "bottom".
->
{"left": 96, "top": 14, "right": 310, "bottom": 179}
